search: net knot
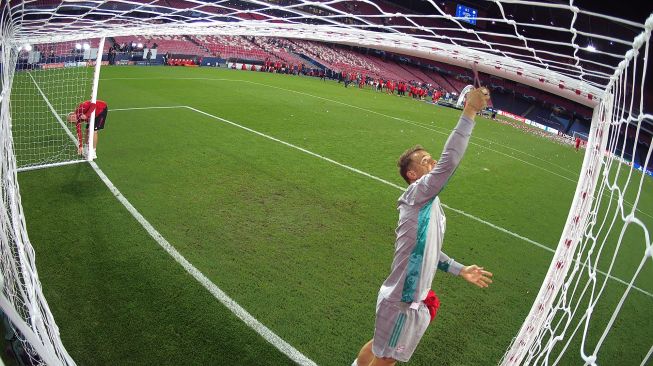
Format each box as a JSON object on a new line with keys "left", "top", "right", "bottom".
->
{"left": 632, "top": 33, "right": 646, "bottom": 49}
{"left": 625, "top": 49, "right": 636, "bottom": 62}
{"left": 645, "top": 13, "right": 653, "bottom": 31}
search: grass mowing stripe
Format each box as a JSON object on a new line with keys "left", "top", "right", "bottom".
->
{"left": 216, "top": 79, "right": 653, "bottom": 221}
{"left": 20, "top": 67, "right": 649, "bottom": 365}
{"left": 104, "top": 75, "right": 653, "bottom": 224}
{"left": 230, "top": 79, "right": 580, "bottom": 183}
{"left": 102, "top": 76, "right": 580, "bottom": 181}
{"left": 90, "top": 161, "right": 318, "bottom": 366}
{"left": 27, "top": 80, "right": 316, "bottom": 366}
{"left": 103, "top": 76, "right": 652, "bottom": 221}
{"left": 177, "top": 105, "right": 653, "bottom": 299}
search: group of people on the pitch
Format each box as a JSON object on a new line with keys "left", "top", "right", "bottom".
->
{"left": 336, "top": 71, "right": 448, "bottom": 103}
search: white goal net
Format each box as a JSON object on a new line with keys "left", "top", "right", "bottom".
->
{"left": 12, "top": 38, "right": 100, "bottom": 171}
{"left": 1, "top": 0, "right": 651, "bottom": 365}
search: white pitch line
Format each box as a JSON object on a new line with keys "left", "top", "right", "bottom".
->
{"left": 184, "top": 105, "right": 551, "bottom": 250}
{"left": 104, "top": 76, "right": 653, "bottom": 221}
{"left": 24, "top": 88, "right": 318, "bottom": 364}
{"left": 111, "top": 106, "right": 188, "bottom": 111}
{"left": 102, "top": 76, "right": 580, "bottom": 181}
{"left": 90, "top": 162, "right": 317, "bottom": 366}
{"left": 165, "top": 105, "right": 650, "bottom": 299}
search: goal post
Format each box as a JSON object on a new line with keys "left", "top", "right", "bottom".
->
{"left": 0, "top": 4, "right": 108, "bottom": 365}
{"left": 501, "top": 17, "right": 652, "bottom": 364}
{"left": 87, "top": 37, "right": 105, "bottom": 162}
{"left": 1, "top": 1, "right": 651, "bottom": 365}
{"left": 500, "top": 94, "right": 613, "bottom": 365}
{"left": 12, "top": 37, "right": 105, "bottom": 172}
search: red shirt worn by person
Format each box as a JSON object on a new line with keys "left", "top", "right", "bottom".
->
{"left": 433, "top": 91, "right": 442, "bottom": 102}
{"left": 74, "top": 100, "right": 108, "bottom": 149}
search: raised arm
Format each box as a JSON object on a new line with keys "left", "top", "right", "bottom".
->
{"left": 412, "top": 87, "right": 490, "bottom": 202}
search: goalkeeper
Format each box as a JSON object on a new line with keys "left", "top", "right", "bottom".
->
{"left": 67, "top": 99, "right": 108, "bottom": 159}
{"left": 353, "top": 87, "right": 494, "bottom": 366}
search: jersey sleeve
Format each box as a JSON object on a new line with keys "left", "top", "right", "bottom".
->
{"left": 82, "top": 102, "right": 97, "bottom": 120}
{"left": 74, "top": 103, "right": 85, "bottom": 119}
{"left": 76, "top": 122, "right": 83, "bottom": 148}
{"left": 436, "top": 251, "right": 464, "bottom": 276}
{"left": 411, "top": 115, "right": 475, "bottom": 205}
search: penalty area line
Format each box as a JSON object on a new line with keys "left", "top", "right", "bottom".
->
{"left": 177, "top": 105, "right": 653, "bottom": 300}
{"left": 116, "top": 105, "right": 653, "bottom": 299}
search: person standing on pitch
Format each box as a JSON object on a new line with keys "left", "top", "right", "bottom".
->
{"left": 67, "top": 99, "right": 108, "bottom": 160}
{"left": 353, "top": 87, "right": 494, "bottom": 366}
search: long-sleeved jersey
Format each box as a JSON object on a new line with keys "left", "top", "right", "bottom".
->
{"left": 379, "top": 115, "right": 475, "bottom": 304}
{"left": 74, "top": 100, "right": 107, "bottom": 148}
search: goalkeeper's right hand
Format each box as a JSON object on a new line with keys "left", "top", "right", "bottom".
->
{"left": 462, "top": 87, "right": 491, "bottom": 119}
{"left": 465, "top": 87, "right": 490, "bottom": 112}
{"left": 78, "top": 146, "right": 83, "bottom": 156}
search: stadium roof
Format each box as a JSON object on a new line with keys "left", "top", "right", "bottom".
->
{"left": 5, "top": 0, "right": 653, "bottom": 110}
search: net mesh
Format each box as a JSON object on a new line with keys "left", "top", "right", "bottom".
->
{"left": 1, "top": 2, "right": 76, "bottom": 365}
{"left": 12, "top": 39, "right": 97, "bottom": 171}
{"left": 1, "top": 1, "right": 652, "bottom": 365}
{"left": 501, "top": 29, "right": 653, "bottom": 363}
{"left": 8, "top": 0, "right": 647, "bottom": 98}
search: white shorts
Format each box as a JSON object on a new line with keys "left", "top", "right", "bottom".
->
{"left": 372, "top": 294, "right": 431, "bottom": 362}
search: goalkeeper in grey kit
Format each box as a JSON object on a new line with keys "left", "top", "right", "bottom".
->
{"left": 353, "top": 87, "right": 494, "bottom": 366}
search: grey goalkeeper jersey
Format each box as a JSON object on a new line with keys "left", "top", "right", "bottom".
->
{"left": 379, "top": 115, "right": 475, "bottom": 304}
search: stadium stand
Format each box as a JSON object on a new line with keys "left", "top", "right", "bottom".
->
{"left": 102, "top": 33, "right": 601, "bottom": 135}
{"left": 193, "top": 35, "right": 269, "bottom": 61}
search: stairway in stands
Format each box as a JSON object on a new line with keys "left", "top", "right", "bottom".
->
{"left": 186, "top": 35, "right": 211, "bottom": 55}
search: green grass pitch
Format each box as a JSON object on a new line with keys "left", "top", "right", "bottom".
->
{"left": 13, "top": 66, "right": 653, "bottom": 365}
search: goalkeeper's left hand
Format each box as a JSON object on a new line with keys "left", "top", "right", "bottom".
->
{"left": 460, "top": 265, "right": 493, "bottom": 288}
{"left": 77, "top": 146, "right": 83, "bottom": 156}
